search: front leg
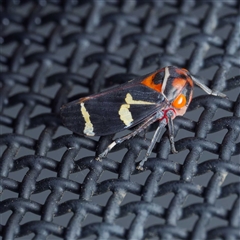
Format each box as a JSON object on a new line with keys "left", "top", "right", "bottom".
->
{"left": 137, "top": 109, "right": 176, "bottom": 170}
{"left": 96, "top": 113, "right": 160, "bottom": 161}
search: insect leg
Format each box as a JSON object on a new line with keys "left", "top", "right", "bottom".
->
{"left": 191, "top": 76, "right": 226, "bottom": 98}
{"left": 137, "top": 120, "right": 166, "bottom": 170}
{"left": 167, "top": 111, "right": 178, "bottom": 154}
{"left": 137, "top": 110, "right": 177, "bottom": 170}
{"left": 96, "top": 113, "right": 161, "bottom": 161}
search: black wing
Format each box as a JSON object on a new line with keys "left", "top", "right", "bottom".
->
{"left": 60, "top": 80, "right": 166, "bottom": 136}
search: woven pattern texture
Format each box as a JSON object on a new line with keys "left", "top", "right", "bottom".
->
{"left": 0, "top": 1, "right": 240, "bottom": 240}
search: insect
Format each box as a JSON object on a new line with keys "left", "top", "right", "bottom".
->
{"left": 60, "top": 66, "right": 226, "bottom": 170}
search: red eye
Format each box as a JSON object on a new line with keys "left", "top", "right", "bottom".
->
{"left": 172, "top": 94, "right": 187, "bottom": 109}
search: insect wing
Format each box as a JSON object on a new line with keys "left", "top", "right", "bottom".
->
{"left": 60, "top": 79, "right": 166, "bottom": 136}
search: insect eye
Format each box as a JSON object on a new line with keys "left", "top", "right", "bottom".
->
{"left": 172, "top": 94, "right": 187, "bottom": 109}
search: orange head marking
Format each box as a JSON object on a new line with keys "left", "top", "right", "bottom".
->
{"left": 141, "top": 71, "right": 163, "bottom": 92}
{"left": 175, "top": 67, "right": 194, "bottom": 87}
{"left": 175, "top": 68, "right": 189, "bottom": 75}
{"left": 172, "top": 77, "right": 187, "bottom": 89}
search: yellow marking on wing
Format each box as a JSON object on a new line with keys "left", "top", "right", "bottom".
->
{"left": 125, "top": 93, "right": 155, "bottom": 105}
{"left": 119, "top": 104, "right": 133, "bottom": 126}
{"left": 118, "top": 93, "right": 156, "bottom": 126}
{"left": 80, "top": 103, "right": 95, "bottom": 136}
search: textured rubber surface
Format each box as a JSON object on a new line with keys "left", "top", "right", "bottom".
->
{"left": 0, "top": 1, "right": 239, "bottom": 240}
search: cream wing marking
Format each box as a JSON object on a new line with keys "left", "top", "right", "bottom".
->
{"left": 161, "top": 67, "right": 170, "bottom": 99}
{"left": 125, "top": 93, "right": 156, "bottom": 105}
{"left": 80, "top": 102, "right": 95, "bottom": 136}
{"left": 119, "top": 103, "right": 133, "bottom": 126}
{"left": 119, "top": 93, "right": 155, "bottom": 127}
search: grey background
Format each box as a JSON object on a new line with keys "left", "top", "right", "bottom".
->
{"left": 1, "top": 1, "right": 239, "bottom": 240}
